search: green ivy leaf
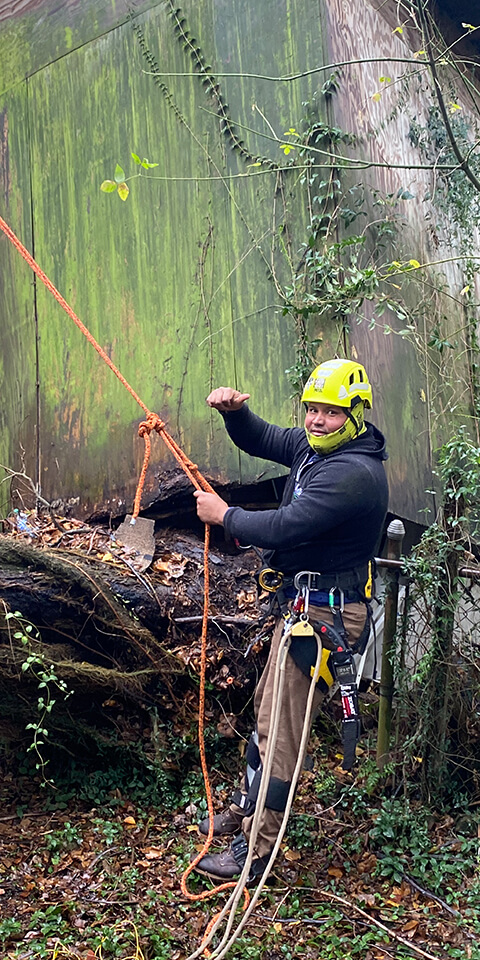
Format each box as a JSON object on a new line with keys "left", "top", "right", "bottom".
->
{"left": 141, "top": 159, "right": 159, "bottom": 169}
{"left": 114, "top": 163, "right": 125, "bottom": 184}
{"left": 131, "top": 152, "right": 141, "bottom": 164}
{"left": 100, "top": 180, "right": 117, "bottom": 193}
{"left": 117, "top": 182, "right": 130, "bottom": 201}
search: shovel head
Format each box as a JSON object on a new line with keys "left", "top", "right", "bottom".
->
{"left": 115, "top": 515, "right": 155, "bottom": 572}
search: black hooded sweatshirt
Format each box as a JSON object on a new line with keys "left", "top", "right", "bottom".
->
{"left": 221, "top": 406, "right": 389, "bottom": 577}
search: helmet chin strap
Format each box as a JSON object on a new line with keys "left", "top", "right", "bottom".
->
{"left": 346, "top": 408, "right": 361, "bottom": 436}
{"left": 304, "top": 401, "right": 366, "bottom": 454}
{"left": 345, "top": 395, "right": 364, "bottom": 436}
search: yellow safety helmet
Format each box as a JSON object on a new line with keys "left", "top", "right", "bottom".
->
{"left": 302, "top": 358, "right": 372, "bottom": 408}
{"left": 301, "top": 358, "right": 372, "bottom": 454}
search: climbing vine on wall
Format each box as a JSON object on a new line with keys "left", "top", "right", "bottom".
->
{"left": 100, "top": 1, "right": 480, "bottom": 444}
{"left": 105, "top": 7, "right": 429, "bottom": 399}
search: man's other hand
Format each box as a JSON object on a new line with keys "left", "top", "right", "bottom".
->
{"left": 194, "top": 490, "right": 229, "bottom": 525}
{"left": 206, "top": 387, "right": 250, "bottom": 411}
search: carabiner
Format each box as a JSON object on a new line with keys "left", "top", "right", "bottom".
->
{"left": 302, "top": 584, "right": 310, "bottom": 617}
{"left": 329, "top": 586, "right": 344, "bottom": 612}
{"left": 258, "top": 567, "right": 284, "bottom": 592}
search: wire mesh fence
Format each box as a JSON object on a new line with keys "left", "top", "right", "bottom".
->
{"left": 375, "top": 549, "right": 480, "bottom": 798}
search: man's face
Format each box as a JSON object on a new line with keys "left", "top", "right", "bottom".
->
{"left": 304, "top": 402, "right": 347, "bottom": 437}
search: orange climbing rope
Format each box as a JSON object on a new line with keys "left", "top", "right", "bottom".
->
{"left": 0, "top": 213, "right": 249, "bottom": 942}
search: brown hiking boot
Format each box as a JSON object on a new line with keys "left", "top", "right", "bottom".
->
{"left": 198, "top": 808, "right": 244, "bottom": 837}
{"left": 192, "top": 838, "right": 272, "bottom": 883}
{"left": 193, "top": 847, "right": 241, "bottom": 880}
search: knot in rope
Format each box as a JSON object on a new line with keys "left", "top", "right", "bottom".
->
{"left": 138, "top": 413, "right": 165, "bottom": 438}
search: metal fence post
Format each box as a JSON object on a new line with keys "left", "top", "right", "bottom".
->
{"left": 376, "top": 519, "right": 406, "bottom": 769}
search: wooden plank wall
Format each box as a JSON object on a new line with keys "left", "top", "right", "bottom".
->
{"left": 0, "top": 0, "right": 477, "bottom": 524}
{"left": 0, "top": 0, "right": 332, "bottom": 518}
{"left": 0, "top": 0, "right": 158, "bottom": 94}
{"left": 324, "top": 0, "right": 479, "bottom": 525}
{"left": 0, "top": 82, "right": 36, "bottom": 516}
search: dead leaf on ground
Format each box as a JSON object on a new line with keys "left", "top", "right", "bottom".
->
{"left": 357, "top": 853, "right": 377, "bottom": 874}
{"left": 284, "top": 849, "right": 301, "bottom": 862}
{"left": 154, "top": 553, "right": 187, "bottom": 581}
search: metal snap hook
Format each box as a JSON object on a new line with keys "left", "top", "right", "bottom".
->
{"left": 329, "top": 586, "right": 344, "bottom": 612}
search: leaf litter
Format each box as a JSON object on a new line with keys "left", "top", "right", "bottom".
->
{"left": 0, "top": 512, "right": 479, "bottom": 958}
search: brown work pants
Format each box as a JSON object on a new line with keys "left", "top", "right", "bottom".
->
{"left": 230, "top": 602, "right": 367, "bottom": 858}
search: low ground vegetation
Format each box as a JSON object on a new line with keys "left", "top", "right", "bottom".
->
{"left": 1, "top": 728, "right": 478, "bottom": 960}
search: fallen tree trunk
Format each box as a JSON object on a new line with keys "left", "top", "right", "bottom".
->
{"left": 0, "top": 528, "right": 264, "bottom": 771}
{"left": 0, "top": 536, "right": 175, "bottom": 668}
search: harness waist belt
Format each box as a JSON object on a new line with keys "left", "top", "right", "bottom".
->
{"left": 286, "top": 563, "right": 372, "bottom": 594}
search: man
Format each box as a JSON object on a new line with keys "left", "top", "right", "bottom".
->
{"left": 193, "top": 357, "right": 388, "bottom": 881}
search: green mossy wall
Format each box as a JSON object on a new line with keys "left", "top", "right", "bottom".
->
{"left": 0, "top": 0, "right": 332, "bottom": 517}
{"left": 2, "top": 0, "right": 468, "bottom": 525}
{"left": 0, "top": 83, "right": 36, "bottom": 515}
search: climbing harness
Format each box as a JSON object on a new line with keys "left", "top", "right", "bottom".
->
{"left": 331, "top": 635, "right": 362, "bottom": 771}
{"left": 324, "top": 587, "right": 362, "bottom": 771}
{"left": 259, "top": 569, "right": 370, "bottom": 770}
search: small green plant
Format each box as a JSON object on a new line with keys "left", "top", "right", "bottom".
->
{"left": 101, "top": 153, "right": 159, "bottom": 201}
{"left": 369, "top": 797, "right": 480, "bottom": 893}
{"left": 5, "top": 610, "right": 73, "bottom": 786}
{"left": 137, "top": 921, "right": 180, "bottom": 960}
{"left": 280, "top": 127, "right": 300, "bottom": 155}
{"left": 23, "top": 904, "right": 75, "bottom": 956}
{"left": 357, "top": 757, "right": 396, "bottom": 796}
{"left": 286, "top": 814, "right": 318, "bottom": 850}
{"left": 0, "top": 918, "right": 22, "bottom": 943}
{"left": 314, "top": 769, "right": 336, "bottom": 804}
{"left": 44, "top": 821, "right": 83, "bottom": 865}
{"left": 92, "top": 816, "right": 124, "bottom": 845}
